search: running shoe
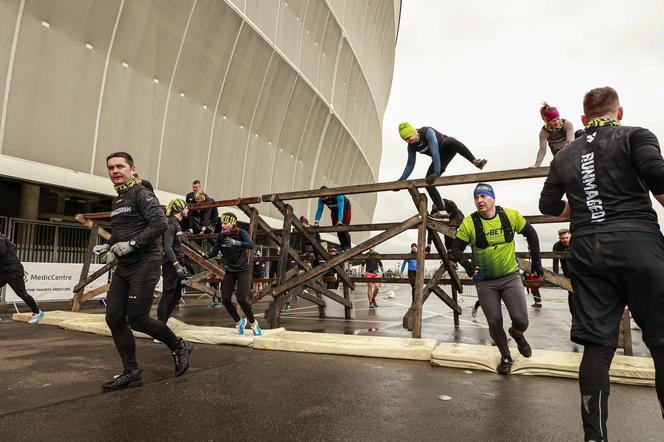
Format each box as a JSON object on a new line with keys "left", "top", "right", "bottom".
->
{"left": 284, "top": 303, "right": 291, "bottom": 311}
{"left": 531, "top": 302, "right": 542, "bottom": 308}
{"left": 509, "top": 327, "right": 532, "bottom": 358}
{"left": 497, "top": 355, "right": 512, "bottom": 375}
{"left": 250, "top": 320, "right": 262, "bottom": 336}
{"left": 471, "top": 305, "right": 478, "bottom": 319}
{"left": 28, "top": 311, "right": 45, "bottom": 324}
{"left": 236, "top": 317, "right": 247, "bottom": 335}
{"left": 208, "top": 302, "right": 223, "bottom": 309}
{"left": 372, "top": 300, "right": 378, "bottom": 308}
{"left": 172, "top": 337, "right": 193, "bottom": 377}
{"left": 369, "top": 303, "right": 375, "bottom": 309}
{"left": 473, "top": 158, "right": 488, "bottom": 169}
{"left": 102, "top": 369, "right": 143, "bottom": 392}
{"left": 153, "top": 339, "right": 161, "bottom": 344}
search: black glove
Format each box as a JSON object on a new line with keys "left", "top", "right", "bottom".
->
{"left": 425, "top": 174, "right": 438, "bottom": 185}
{"left": 461, "top": 261, "right": 476, "bottom": 277}
{"left": 531, "top": 260, "right": 544, "bottom": 278}
{"left": 425, "top": 245, "right": 431, "bottom": 253}
{"left": 174, "top": 263, "right": 189, "bottom": 280}
{"left": 222, "top": 238, "right": 242, "bottom": 248}
{"left": 392, "top": 188, "right": 400, "bottom": 192}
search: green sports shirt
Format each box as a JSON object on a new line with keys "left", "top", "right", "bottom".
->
{"left": 456, "top": 207, "right": 527, "bottom": 280}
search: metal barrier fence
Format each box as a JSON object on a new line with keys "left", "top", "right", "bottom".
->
{"left": 7, "top": 218, "right": 99, "bottom": 264}
{"left": 0, "top": 216, "right": 7, "bottom": 235}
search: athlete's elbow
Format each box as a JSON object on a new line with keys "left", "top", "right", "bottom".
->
{"left": 538, "top": 197, "right": 565, "bottom": 217}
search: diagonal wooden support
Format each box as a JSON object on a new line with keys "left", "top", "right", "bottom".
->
{"left": 271, "top": 214, "right": 422, "bottom": 297}
{"left": 79, "top": 283, "right": 111, "bottom": 304}
{"left": 425, "top": 217, "right": 457, "bottom": 239}
{"left": 431, "top": 286, "right": 463, "bottom": 315}
{"left": 255, "top": 267, "right": 299, "bottom": 302}
{"left": 181, "top": 243, "right": 225, "bottom": 280}
{"left": 518, "top": 257, "right": 572, "bottom": 292}
{"left": 272, "top": 200, "right": 355, "bottom": 290}
{"left": 427, "top": 228, "right": 462, "bottom": 293}
{"left": 245, "top": 207, "right": 259, "bottom": 284}
{"left": 72, "top": 223, "right": 100, "bottom": 312}
{"left": 183, "top": 279, "right": 220, "bottom": 298}
{"left": 73, "top": 260, "right": 116, "bottom": 293}
{"left": 190, "top": 270, "right": 212, "bottom": 284}
{"left": 305, "top": 281, "right": 353, "bottom": 308}
{"left": 269, "top": 205, "right": 295, "bottom": 328}
{"left": 294, "top": 289, "right": 326, "bottom": 307}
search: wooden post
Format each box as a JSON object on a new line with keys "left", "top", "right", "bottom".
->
{"left": 72, "top": 224, "right": 99, "bottom": 312}
{"left": 451, "top": 284, "right": 459, "bottom": 328}
{"left": 412, "top": 193, "right": 428, "bottom": 338}
{"left": 343, "top": 282, "right": 351, "bottom": 319}
{"left": 245, "top": 207, "right": 259, "bottom": 295}
{"left": 270, "top": 204, "right": 293, "bottom": 328}
{"left": 619, "top": 309, "right": 633, "bottom": 356}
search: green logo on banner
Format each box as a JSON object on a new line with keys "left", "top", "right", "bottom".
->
{"left": 23, "top": 271, "right": 28, "bottom": 282}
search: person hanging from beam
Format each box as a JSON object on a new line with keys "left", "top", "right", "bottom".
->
{"left": 0, "top": 233, "right": 44, "bottom": 324}
{"left": 532, "top": 103, "right": 575, "bottom": 167}
{"left": 539, "top": 86, "right": 664, "bottom": 441}
{"left": 157, "top": 198, "right": 190, "bottom": 328}
{"left": 314, "top": 187, "right": 352, "bottom": 252}
{"left": 450, "top": 183, "right": 543, "bottom": 375}
{"left": 201, "top": 212, "right": 262, "bottom": 336}
{"left": 395, "top": 122, "right": 487, "bottom": 227}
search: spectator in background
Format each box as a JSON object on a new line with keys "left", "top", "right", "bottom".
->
{"left": 525, "top": 271, "right": 543, "bottom": 308}
{"left": 184, "top": 180, "right": 218, "bottom": 234}
{"left": 400, "top": 243, "right": 418, "bottom": 303}
{"left": 363, "top": 249, "right": 384, "bottom": 309}
{"left": 552, "top": 228, "right": 573, "bottom": 314}
{"left": 252, "top": 250, "right": 265, "bottom": 293}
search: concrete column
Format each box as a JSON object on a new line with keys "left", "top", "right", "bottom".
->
{"left": 19, "top": 183, "right": 40, "bottom": 220}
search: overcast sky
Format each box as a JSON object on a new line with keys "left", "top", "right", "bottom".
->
{"left": 372, "top": 0, "right": 664, "bottom": 267}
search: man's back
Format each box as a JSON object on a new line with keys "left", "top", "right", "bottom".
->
{"left": 541, "top": 124, "right": 661, "bottom": 237}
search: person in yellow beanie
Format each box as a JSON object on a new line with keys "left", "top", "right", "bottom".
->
{"left": 396, "top": 122, "right": 487, "bottom": 226}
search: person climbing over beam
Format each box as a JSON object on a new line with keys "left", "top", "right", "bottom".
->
{"left": 451, "top": 183, "right": 543, "bottom": 375}
{"left": 157, "top": 198, "right": 189, "bottom": 326}
{"left": 314, "top": 187, "right": 352, "bottom": 252}
{"left": 532, "top": 103, "right": 575, "bottom": 167}
{"left": 202, "top": 212, "right": 262, "bottom": 336}
{"left": 363, "top": 249, "right": 384, "bottom": 308}
{"left": 95, "top": 152, "right": 193, "bottom": 392}
{"left": 396, "top": 122, "right": 487, "bottom": 226}
{"left": 539, "top": 86, "right": 664, "bottom": 441}
{"left": 0, "top": 233, "right": 44, "bottom": 323}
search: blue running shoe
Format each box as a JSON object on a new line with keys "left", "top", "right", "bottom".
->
{"left": 28, "top": 311, "right": 45, "bottom": 324}
{"left": 250, "top": 320, "right": 262, "bottom": 336}
{"left": 236, "top": 317, "right": 247, "bottom": 335}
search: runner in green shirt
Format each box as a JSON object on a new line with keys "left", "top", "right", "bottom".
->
{"left": 451, "top": 183, "right": 544, "bottom": 375}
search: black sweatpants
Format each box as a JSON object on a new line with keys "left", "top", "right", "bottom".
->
{"left": 425, "top": 137, "right": 476, "bottom": 211}
{"left": 568, "top": 231, "right": 664, "bottom": 440}
{"left": 106, "top": 257, "right": 179, "bottom": 370}
{"left": 221, "top": 270, "right": 254, "bottom": 323}
{"left": 0, "top": 267, "right": 39, "bottom": 314}
{"left": 157, "top": 263, "right": 182, "bottom": 323}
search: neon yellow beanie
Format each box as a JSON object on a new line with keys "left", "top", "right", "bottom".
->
{"left": 399, "top": 122, "right": 417, "bottom": 140}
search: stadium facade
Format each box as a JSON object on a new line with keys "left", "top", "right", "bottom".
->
{"left": 0, "top": 0, "right": 400, "bottom": 232}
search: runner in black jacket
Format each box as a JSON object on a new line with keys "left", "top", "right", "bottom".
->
{"left": 539, "top": 87, "right": 664, "bottom": 440}
{"left": 0, "top": 234, "right": 43, "bottom": 323}
{"left": 158, "top": 198, "right": 189, "bottom": 324}
{"left": 203, "top": 212, "right": 262, "bottom": 336}
{"left": 95, "top": 152, "right": 192, "bottom": 392}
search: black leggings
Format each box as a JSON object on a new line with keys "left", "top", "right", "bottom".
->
{"left": 0, "top": 270, "right": 40, "bottom": 314}
{"left": 105, "top": 259, "right": 178, "bottom": 370}
{"left": 157, "top": 263, "right": 182, "bottom": 323}
{"left": 426, "top": 137, "right": 477, "bottom": 211}
{"left": 408, "top": 270, "right": 417, "bottom": 303}
{"left": 221, "top": 270, "right": 254, "bottom": 323}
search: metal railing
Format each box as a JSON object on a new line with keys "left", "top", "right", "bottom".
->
{"left": 7, "top": 218, "right": 100, "bottom": 264}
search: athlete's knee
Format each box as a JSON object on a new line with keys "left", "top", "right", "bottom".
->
{"left": 105, "top": 309, "right": 126, "bottom": 330}
{"left": 487, "top": 320, "right": 506, "bottom": 337}
{"left": 511, "top": 317, "right": 529, "bottom": 333}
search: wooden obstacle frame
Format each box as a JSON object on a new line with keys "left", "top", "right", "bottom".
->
{"left": 71, "top": 166, "right": 634, "bottom": 354}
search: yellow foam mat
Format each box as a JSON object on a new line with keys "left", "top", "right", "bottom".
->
{"left": 253, "top": 331, "right": 438, "bottom": 361}
{"left": 12, "top": 311, "right": 284, "bottom": 347}
{"left": 431, "top": 343, "right": 655, "bottom": 386}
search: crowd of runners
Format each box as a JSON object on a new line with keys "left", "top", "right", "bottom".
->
{"left": 2, "top": 85, "right": 662, "bottom": 441}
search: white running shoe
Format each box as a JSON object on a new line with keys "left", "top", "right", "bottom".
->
{"left": 28, "top": 311, "right": 45, "bottom": 324}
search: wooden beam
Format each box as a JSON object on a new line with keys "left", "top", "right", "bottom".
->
{"left": 305, "top": 281, "right": 353, "bottom": 308}
{"left": 73, "top": 260, "right": 115, "bottom": 293}
{"left": 272, "top": 200, "right": 355, "bottom": 290}
{"left": 187, "top": 197, "right": 262, "bottom": 211}
{"left": 183, "top": 279, "right": 219, "bottom": 298}
{"left": 270, "top": 214, "right": 422, "bottom": 297}
{"left": 431, "top": 286, "right": 463, "bottom": 315}
{"left": 78, "top": 283, "right": 110, "bottom": 304}
{"left": 72, "top": 223, "right": 99, "bottom": 312}
{"left": 262, "top": 167, "right": 550, "bottom": 202}
{"left": 74, "top": 214, "right": 111, "bottom": 241}
{"left": 426, "top": 229, "right": 462, "bottom": 293}
{"left": 517, "top": 257, "right": 572, "bottom": 292}
{"left": 350, "top": 277, "right": 562, "bottom": 288}
{"left": 346, "top": 251, "right": 568, "bottom": 261}
{"left": 181, "top": 243, "right": 225, "bottom": 280}
{"left": 294, "top": 289, "right": 326, "bottom": 307}
{"left": 245, "top": 207, "right": 259, "bottom": 284}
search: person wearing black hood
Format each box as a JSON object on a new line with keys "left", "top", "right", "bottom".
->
{"left": 94, "top": 152, "right": 192, "bottom": 392}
